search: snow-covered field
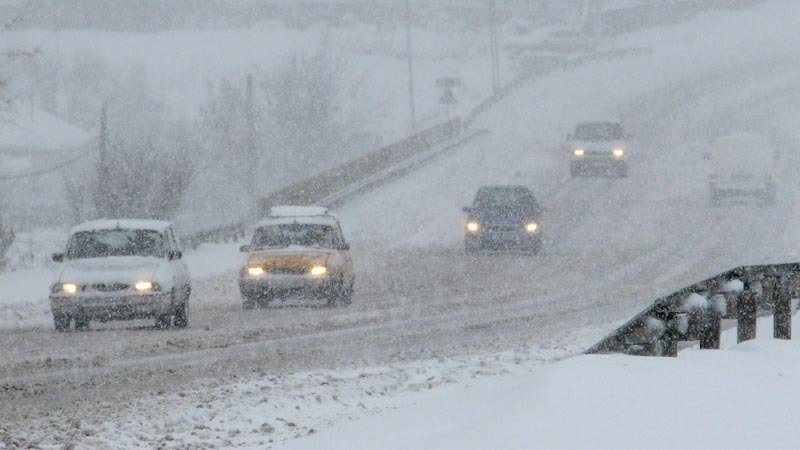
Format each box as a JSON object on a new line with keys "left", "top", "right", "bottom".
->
{"left": 283, "top": 316, "right": 800, "bottom": 450}
{"left": 4, "top": 2, "right": 800, "bottom": 449}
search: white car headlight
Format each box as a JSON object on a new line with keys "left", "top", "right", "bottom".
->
{"left": 133, "top": 280, "right": 155, "bottom": 292}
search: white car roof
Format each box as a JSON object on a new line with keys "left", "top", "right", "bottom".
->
{"left": 268, "top": 205, "right": 329, "bottom": 218}
{"left": 70, "top": 219, "right": 172, "bottom": 234}
{"left": 257, "top": 215, "right": 339, "bottom": 228}
{"left": 257, "top": 205, "right": 339, "bottom": 228}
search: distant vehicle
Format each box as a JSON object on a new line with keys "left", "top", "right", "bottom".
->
{"left": 239, "top": 206, "right": 355, "bottom": 308}
{"left": 462, "top": 186, "right": 543, "bottom": 255}
{"left": 568, "top": 121, "right": 630, "bottom": 177}
{"left": 49, "top": 220, "right": 191, "bottom": 332}
{"left": 708, "top": 134, "right": 776, "bottom": 206}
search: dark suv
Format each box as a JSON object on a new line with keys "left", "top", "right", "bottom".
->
{"left": 462, "top": 185, "right": 543, "bottom": 254}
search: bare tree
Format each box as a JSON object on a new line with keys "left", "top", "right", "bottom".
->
{"left": 87, "top": 67, "right": 197, "bottom": 220}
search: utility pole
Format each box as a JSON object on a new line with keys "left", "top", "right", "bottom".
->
{"left": 489, "top": 0, "right": 501, "bottom": 93}
{"left": 404, "top": 0, "right": 416, "bottom": 132}
{"left": 244, "top": 73, "right": 257, "bottom": 193}
{"left": 97, "top": 102, "right": 110, "bottom": 217}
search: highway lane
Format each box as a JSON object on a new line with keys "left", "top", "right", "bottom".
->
{"left": 3, "top": 62, "right": 800, "bottom": 433}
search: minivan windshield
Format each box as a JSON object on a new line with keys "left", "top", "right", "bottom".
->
{"left": 66, "top": 229, "right": 165, "bottom": 260}
{"left": 252, "top": 224, "right": 335, "bottom": 249}
{"left": 574, "top": 122, "right": 624, "bottom": 141}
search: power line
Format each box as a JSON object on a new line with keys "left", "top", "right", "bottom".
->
{"left": 0, "top": 150, "right": 89, "bottom": 180}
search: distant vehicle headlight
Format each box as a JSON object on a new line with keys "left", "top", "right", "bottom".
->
{"left": 246, "top": 266, "right": 266, "bottom": 277}
{"left": 62, "top": 283, "right": 78, "bottom": 294}
{"left": 466, "top": 221, "right": 480, "bottom": 232}
{"left": 134, "top": 281, "right": 155, "bottom": 291}
{"left": 573, "top": 148, "right": 585, "bottom": 156}
{"left": 525, "top": 222, "right": 539, "bottom": 233}
{"left": 612, "top": 147, "right": 624, "bottom": 157}
{"left": 309, "top": 265, "right": 328, "bottom": 276}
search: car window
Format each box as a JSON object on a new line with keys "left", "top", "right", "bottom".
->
{"left": 574, "top": 122, "right": 624, "bottom": 141}
{"left": 252, "top": 224, "right": 335, "bottom": 249}
{"left": 67, "top": 229, "right": 166, "bottom": 259}
{"left": 166, "top": 227, "right": 181, "bottom": 252}
{"left": 474, "top": 188, "right": 538, "bottom": 210}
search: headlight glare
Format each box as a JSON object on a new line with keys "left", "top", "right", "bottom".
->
{"left": 247, "top": 266, "right": 265, "bottom": 277}
{"left": 526, "top": 222, "right": 539, "bottom": 233}
{"left": 466, "top": 221, "right": 480, "bottom": 232}
{"left": 309, "top": 265, "right": 328, "bottom": 276}
{"left": 573, "top": 148, "right": 585, "bottom": 156}
{"left": 134, "top": 281, "right": 154, "bottom": 291}
{"left": 612, "top": 147, "right": 624, "bottom": 157}
{"left": 62, "top": 283, "right": 78, "bottom": 294}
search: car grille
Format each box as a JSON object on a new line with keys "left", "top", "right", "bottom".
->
{"left": 485, "top": 225, "right": 520, "bottom": 232}
{"left": 89, "top": 283, "right": 130, "bottom": 292}
{"left": 268, "top": 267, "right": 309, "bottom": 275}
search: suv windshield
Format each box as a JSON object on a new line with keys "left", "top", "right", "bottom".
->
{"left": 253, "top": 224, "right": 335, "bottom": 249}
{"left": 474, "top": 187, "right": 539, "bottom": 211}
{"left": 574, "top": 122, "right": 624, "bottom": 141}
{"left": 67, "top": 229, "right": 165, "bottom": 259}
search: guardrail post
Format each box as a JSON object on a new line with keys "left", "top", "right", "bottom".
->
{"left": 700, "top": 306, "right": 721, "bottom": 350}
{"left": 773, "top": 276, "right": 791, "bottom": 340}
{"left": 737, "top": 289, "right": 757, "bottom": 343}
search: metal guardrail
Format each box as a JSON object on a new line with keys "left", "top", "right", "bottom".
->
{"left": 257, "top": 117, "right": 463, "bottom": 217}
{"left": 181, "top": 223, "right": 246, "bottom": 250}
{"left": 586, "top": 263, "right": 800, "bottom": 357}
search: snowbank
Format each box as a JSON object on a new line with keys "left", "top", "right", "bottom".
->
{"left": 283, "top": 335, "right": 800, "bottom": 450}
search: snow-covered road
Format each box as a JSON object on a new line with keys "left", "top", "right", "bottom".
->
{"left": 3, "top": 3, "right": 800, "bottom": 446}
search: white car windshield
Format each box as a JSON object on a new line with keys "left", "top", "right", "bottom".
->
{"left": 252, "top": 224, "right": 335, "bottom": 249}
{"left": 66, "top": 229, "right": 165, "bottom": 259}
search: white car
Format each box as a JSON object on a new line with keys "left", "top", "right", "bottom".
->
{"left": 708, "top": 134, "right": 776, "bottom": 205}
{"left": 49, "top": 219, "right": 191, "bottom": 331}
{"left": 568, "top": 121, "right": 630, "bottom": 177}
